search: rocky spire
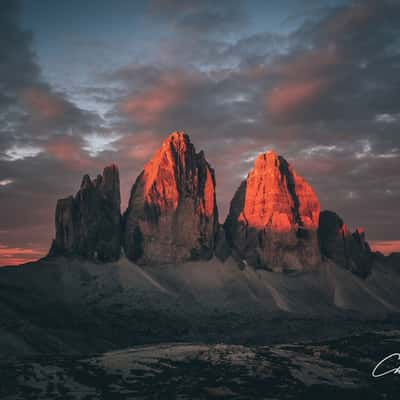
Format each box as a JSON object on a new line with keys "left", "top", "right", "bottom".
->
{"left": 224, "top": 151, "right": 321, "bottom": 271}
{"left": 50, "top": 164, "right": 121, "bottom": 262}
{"left": 318, "top": 210, "right": 372, "bottom": 277}
{"left": 123, "top": 131, "right": 219, "bottom": 264}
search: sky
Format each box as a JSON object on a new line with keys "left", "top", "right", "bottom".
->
{"left": 1, "top": 0, "right": 399, "bottom": 265}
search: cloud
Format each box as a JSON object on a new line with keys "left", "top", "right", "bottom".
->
{"left": 0, "top": 1, "right": 39, "bottom": 103}
{"left": 0, "top": 1, "right": 113, "bottom": 260}
{"left": 20, "top": 87, "right": 68, "bottom": 120}
{"left": 107, "top": 0, "right": 400, "bottom": 235}
{"left": 148, "top": 0, "right": 248, "bottom": 34}
{"left": 119, "top": 72, "right": 188, "bottom": 125}
{"left": 324, "top": 0, "right": 378, "bottom": 36}
{"left": 262, "top": 0, "right": 400, "bottom": 124}
{"left": 0, "top": 179, "right": 13, "bottom": 187}
{"left": 46, "top": 136, "right": 96, "bottom": 170}
{"left": 370, "top": 241, "right": 400, "bottom": 256}
{"left": 301, "top": 145, "right": 343, "bottom": 157}
{"left": 111, "top": 63, "right": 264, "bottom": 138}
{"left": 0, "top": 0, "right": 102, "bottom": 156}
{"left": 82, "top": 133, "right": 122, "bottom": 157}
{"left": 2, "top": 145, "right": 43, "bottom": 161}
{"left": 0, "top": 244, "right": 44, "bottom": 267}
{"left": 118, "top": 132, "right": 161, "bottom": 162}
{"left": 266, "top": 78, "right": 331, "bottom": 121}
{"left": 375, "top": 113, "right": 398, "bottom": 124}
{"left": 1, "top": 0, "right": 400, "bottom": 261}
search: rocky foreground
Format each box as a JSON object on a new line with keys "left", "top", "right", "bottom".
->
{"left": 1, "top": 329, "right": 399, "bottom": 399}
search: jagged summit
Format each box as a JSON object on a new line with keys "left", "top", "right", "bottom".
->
{"left": 49, "top": 164, "right": 121, "bottom": 262}
{"left": 225, "top": 151, "right": 320, "bottom": 271}
{"left": 162, "top": 130, "right": 189, "bottom": 145}
{"left": 123, "top": 131, "right": 219, "bottom": 264}
{"left": 48, "top": 133, "right": 377, "bottom": 278}
{"left": 262, "top": 149, "right": 278, "bottom": 159}
{"left": 318, "top": 210, "right": 373, "bottom": 278}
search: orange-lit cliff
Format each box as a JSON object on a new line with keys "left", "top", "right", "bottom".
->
{"left": 49, "top": 131, "right": 376, "bottom": 276}
{"left": 123, "top": 131, "right": 219, "bottom": 264}
{"left": 224, "top": 151, "right": 321, "bottom": 271}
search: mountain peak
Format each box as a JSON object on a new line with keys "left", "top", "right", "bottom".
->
{"left": 253, "top": 151, "right": 292, "bottom": 177}
{"left": 161, "top": 131, "right": 191, "bottom": 153}
{"left": 318, "top": 210, "right": 372, "bottom": 277}
{"left": 164, "top": 130, "right": 188, "bottom": 143}
{"left": 225, "top": 153, "right": 320, "bottom": 271}
{"left": 50, "top": 165, "right": 121, "bottom": 261}
{"left": 254, "top": 150, "right": 277, "bottom": 164}
{"left": 48, "top": 132, "right": 374, "bottom": 278}
{"left": 264, "top": 149, "right": 278, "bottom": 159}
{"left": 123, "top": 131, "right": 218, "bottom": 264}
{"left": 80, "top": 174, "right": 93, "bottom": 190}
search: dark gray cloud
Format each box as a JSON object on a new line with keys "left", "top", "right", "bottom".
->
{"left": 263, "top": 0, "right": 400, "bottom": 123}
{"left": 148, "top": 0, "right": 248, "bottom": 35}
{"left": 0, "top": 0, "right": 108, "bottom": 264}
{"left": 0, "top": 0, "right": 101, "bottom": 154}
{"left": 0, "top": 1, "right": 39, "bottom": 99}
{"left": 1, "top": 0, "right": 400, "bottom": 264}
{"left": 107, "top": 0, "right": 400, "bottom": 244}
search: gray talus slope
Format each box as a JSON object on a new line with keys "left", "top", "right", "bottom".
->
{"left": 0, "top": 257, "right": 399, "bottom": 354}
{"left": 109, "top": 257, "right": 400, "bottom": 315}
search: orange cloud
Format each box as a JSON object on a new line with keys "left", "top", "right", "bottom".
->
{"left": 46, "top": 138, "right": 95, "bottom": 170}
{"left": 277, "top": 45, "right": 341, "bottom": 80}
{"left": 266, "top": 79, "right": 329, "bottom": 119}
{"left": 370, "top": 241, "right": 400, "bottom": 256}
{"left": 120, "top": 73, "right": 187, "bottom": 125}
{"left": 326, "top": 1, "right": 377, "bottom": 35}
{"left": 0, "top": 245, "right": 44, "bottom": 267}
{"left": 263, "top": 40, "right": 342, "bottom": 123}
{"left": 119, "top": 132, "right": 161, "bottom": 162}
{"left": 21, "top": 87, "right": 66, "bottom": 120}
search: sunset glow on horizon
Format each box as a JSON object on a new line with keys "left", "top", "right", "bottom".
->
{"left": 1, "top": 0, "right": 399, "bottom": 266}
{"left": 0, "top": 245, "right": 46, "bottom": 266}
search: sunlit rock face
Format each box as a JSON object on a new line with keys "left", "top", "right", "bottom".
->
{"left": 50, "top": 165, "right": 121, "bottom": 262}
{"left": 318, "top": 211, "right": 373, "bottom": 278}
{"left": 123, "top": 131, "right": 218, "bottom": 264}
{"left": 224, "top": 151, "right": 321, "bottom": 271}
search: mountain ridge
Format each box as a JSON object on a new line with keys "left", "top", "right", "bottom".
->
{"left": 48, "top": 130, "right": 378, "bottom": 277}
{"left": 0, "top": 126, "right": 398, "bottom": 355}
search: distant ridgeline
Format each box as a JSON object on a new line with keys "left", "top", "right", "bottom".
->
{"left": 49, "top": 131, "right": 375, "bottom": 278}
